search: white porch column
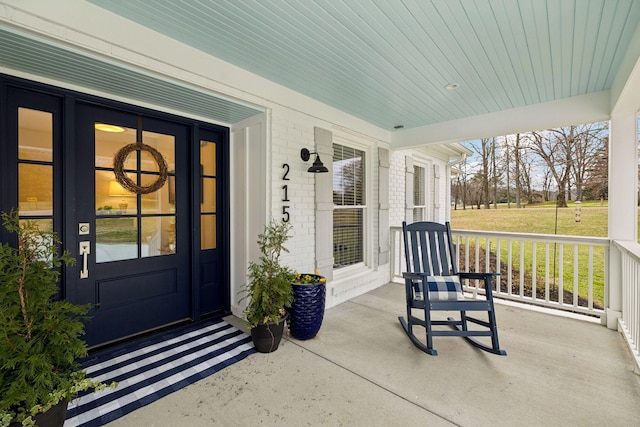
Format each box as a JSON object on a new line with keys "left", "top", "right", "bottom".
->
{"left": 405, "top": 156, "right": 414, "bottom": 223}
{"left": 607, "top": 111, "right": 638, "bottom": 329}
{"left": 378, "top": 148, "right": 390, "bottom": 266}
{"left": 230, "top": 114, "right": 267, "bottom": 317}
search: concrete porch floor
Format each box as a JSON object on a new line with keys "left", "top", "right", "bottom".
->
{"left": 110, "top": 282, "right": 640, "bottom": 426}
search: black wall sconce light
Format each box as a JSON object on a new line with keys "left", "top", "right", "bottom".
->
{"left": 300, "top": 148, "right": 329, "bottom": 173}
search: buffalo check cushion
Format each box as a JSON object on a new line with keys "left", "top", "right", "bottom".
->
{"left": 413, "top": 275, "right": 464, "bottom": 301}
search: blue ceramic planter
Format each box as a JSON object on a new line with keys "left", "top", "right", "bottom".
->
{"left": 289, "top": 280, "right": 326, "bottom": 340}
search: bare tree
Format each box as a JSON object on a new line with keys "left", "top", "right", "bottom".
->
{"left": 467, "top": 174, "right": 484, "bottom": 209}
{"left": 517, "top": 133, "right": 537, "bottom": 203}
{"left": 571, "top": 122, "right": 608, "bottom": 201}
{"left": 459, "top": 121, "right": 608, "bottom": 207}
{"left": 582, "top": 135, "right": 608, "bottom": 201}
{"left": 500, "top": 134, "right": 528, "bottom": 208}
{"left": 491, "top": 137, "right": 499, "bottom": 209}
{"left": 469, "top": 138, "right": 492, "bottom": 209}
{"left": 455, "top": 154, "right": 473, "bottom": 210}
{"left": 504, "top": 138, "right": 511, "bottom": 208}
{"left": 542, "top": 169, "right": 554, "bottom": 201}
{"left": 481, "top": 138, "right": 490, "bottom": 209}
{"left": 519, "top": 154, "right": 533, "bottom": 202}
{"left": 530, "top": 128, "right": 574, "bottom": 208}
{"left": 452, "top": 174, "right": 462, "bottom": 210}
{"left": 514, "top": 134, "right": 523, "bottom": 208}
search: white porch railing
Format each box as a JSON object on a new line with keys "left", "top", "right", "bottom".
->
{"left": 613, "top": 240, "right": 640, "bottom": 372}
{"left": 390, "top": 226, "right": 609, "bottom": 320}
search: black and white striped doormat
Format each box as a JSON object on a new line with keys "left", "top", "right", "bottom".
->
{"left": 64, "top": 318, "right": 255, "bottom": 426}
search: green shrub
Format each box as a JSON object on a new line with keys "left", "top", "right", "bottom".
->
{"left": 0, "top": 211, "right": 110, "bottom": 426}
{"left": 241, "top": 220, "right": 295, "bottom": 329}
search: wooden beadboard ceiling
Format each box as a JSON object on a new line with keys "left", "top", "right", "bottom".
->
{"left": 86, "top": 0, "right": 640, "bottom": 130}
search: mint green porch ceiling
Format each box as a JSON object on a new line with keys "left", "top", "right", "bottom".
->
{"left": 87, "top": 0, "right": 640, "bottom": 130}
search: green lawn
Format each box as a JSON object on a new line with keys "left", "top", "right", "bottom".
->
{"left": 452, "top": 203, "right": 617, "bottom": 238}
{"left": 449, "top": 203, "right": 639, "bottom": 309}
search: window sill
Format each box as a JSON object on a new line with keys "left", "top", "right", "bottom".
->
{"left": 333, "top": 262, "right": 369, "bottom": 280}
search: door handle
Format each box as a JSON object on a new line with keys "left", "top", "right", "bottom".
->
{"left": 79, "top": 241, "right": 90, "bottom": 279}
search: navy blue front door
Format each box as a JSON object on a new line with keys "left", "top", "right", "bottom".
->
{"left": 74, "top": 103, "right": 191, "bottom": 346}
{"left": 2, "top": 75, "right": 230, "bottom": 348}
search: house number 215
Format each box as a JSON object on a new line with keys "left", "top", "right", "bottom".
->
{"left": 282, "top": 163, "right": 290, "bottom": 222}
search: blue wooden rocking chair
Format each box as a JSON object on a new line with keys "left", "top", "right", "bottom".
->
{"left": 398, "top": 221, "right": 506, "bottom": 356}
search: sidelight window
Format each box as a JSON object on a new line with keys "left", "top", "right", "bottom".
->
{"left": 200, "top": 139, "right": 217, "bottom": 250}
{"left": 18, "top": 107, "right": 54, "bottom": 233}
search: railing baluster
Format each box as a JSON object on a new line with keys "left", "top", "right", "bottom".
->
{"left": 573, "top": 244, "right": 579, "bottom": 307}
{"left": 519, "top": 240, "right": 525, "bottom": 298}
{"left": 508, "top": 240, "right": 513, "bottom": 296}
{"left": 496, "top": 239, "right": 502, "bottom": 295}
{"left": 465, "top": 235, "right": 470, "bottom": 274}
{"left": 545, "top": 242, "right": 550, "bottom": 302}
{"left": 474, "top": 237, "right": 480, "bottom": 292}
{"left": 452, "top": 235, "right": 460, "bottom": 270}
{"left": 634, "top": 257, "right": 638, "bottom": 351}
{"left": 485, "top": 236, "right": 491, "bottom": 291}
{"left": 532, "top": 242, "right": 537, "bottom": 302}
{"left": 558, "top": 244, "right": 564, "bottom": 305}
{"left": 633, "top": 253, "right": 638, "bottom": 365}
{"left": 588, "top": 246, "right": 593, "bottom": 310}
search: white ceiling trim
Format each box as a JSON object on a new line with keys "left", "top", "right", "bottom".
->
{"left": 611, "top": 22, "right": 640, "bottom": 115}
{"left": 392, "top": 91, "right": 611, "bottom": 148}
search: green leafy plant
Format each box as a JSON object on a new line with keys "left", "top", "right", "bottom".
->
{"left": 0, "top": 211, "right": 112, "bottom": 426}
{"left": 241, "top": 220, "right": 295, "bottom": 329}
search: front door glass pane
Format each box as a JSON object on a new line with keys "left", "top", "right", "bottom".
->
{"left": 96, "top": 217, "right": 138, "bottom": 262}
{"left": 19, "top": 164, "right": 53, "bottom": 216}
{"left": 18, "top": 108, "right": 52, "bottom": 162}
{"left": 201, "top": 214, "right": 216, "bottom": 250}
{"left": 201, "top": 178, "right": 216, "bottom": 212}
{"left": 95, "top": 125, "right": 136, "bottom": 169}
{"left": 19, "top": 219, "right": 53, "bottom": 236}
{"left": 96, "top": 170, "right": 137, "bottom": 214}
{"left": 141, "top": 173, "right": 175, "bottom": 214}
{"left": 201, "top": 140, "right": 216, "bottom": 175}
{"left": 142, "top": 131, "right": 175, "bottom": 171}
{"left": 141, "top": 216, "right": 175, "bottom": 257}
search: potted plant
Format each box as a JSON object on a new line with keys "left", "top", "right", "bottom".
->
{"left": 289, "top": 271, "right": 327, "bottom": 340}
{"left": 240, "top": 220, "right": 295, "bottom": 353}
{"left": 0, "top": 211, "right": 111, "bottom": 427}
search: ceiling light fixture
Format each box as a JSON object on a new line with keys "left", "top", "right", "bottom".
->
{"left": 95, "top": 123, "right": 125, "bottom": 133}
